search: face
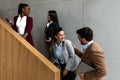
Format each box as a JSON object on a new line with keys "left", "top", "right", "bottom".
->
{"left": 22, "top": 6, "right": 30, "bottom": 16}
{"left": 47, "top": 15, "right": 52, "bottom": 22}
{"left": 78, "top": 35, "right": 86, "bottom": 45}
{"left": 55, "top": 31, "right": 65, "bottom": 44}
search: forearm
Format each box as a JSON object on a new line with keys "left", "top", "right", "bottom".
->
{"left": 74, "top": 47, "right": 83, "bottom": 58}
{"left": 23, "top": 33, "right": 28, "bottom": 39}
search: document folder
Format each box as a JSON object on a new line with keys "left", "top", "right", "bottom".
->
{"left": 76, "top": 61, "right": 95, "bottom": 74}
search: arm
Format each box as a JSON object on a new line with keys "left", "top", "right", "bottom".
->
{"left": 65, "top": 40, "right": 76, "bottom": 71}
{"left": 62, "top": 40, "right": 74, "bottom": 77}
{"left": 5, "top": 18, "right": 14, "bottom": 27}
{"left": 24, "top": 17, "right": 33, "bottom": 38}
{"left": 84, "top": 51, "right": 107, "bottom": 79}
{"left": 72, "top": 43, "right": 83, "bottom": 58}
{"left": 6, "top": 17, "right": 18, "bottom": 32}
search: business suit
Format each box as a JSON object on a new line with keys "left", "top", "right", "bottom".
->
{"left": 44, "top": 22, "right": 59, "bottom": 40}
{"left": 75, "top": 41, "right": 107, "bottom": 80}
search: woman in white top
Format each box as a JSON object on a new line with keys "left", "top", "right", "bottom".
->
{"left": 6, "top": 3, "right": 34, "bottom": 46}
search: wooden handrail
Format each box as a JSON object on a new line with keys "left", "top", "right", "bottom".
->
{"left": 0, "top": 18, "right": 60, "bottom": 80}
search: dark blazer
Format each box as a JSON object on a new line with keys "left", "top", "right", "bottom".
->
{"left": 44, "top": 22, "right": 59, "bottom": 40}
{"left": 75, "top": 41, "right": 107, "bottom": 80}
{"left": 13, "top": 16, "right": 34, "bottom": 46}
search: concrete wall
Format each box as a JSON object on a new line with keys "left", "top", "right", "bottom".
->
{"left": 83, "top": 0, "right": 120, "bottom": 79}
{"left": 0, "top": 0, "right": 120, "bottom": 80}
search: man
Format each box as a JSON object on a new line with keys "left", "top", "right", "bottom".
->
{"left": 74, "top": 27, "right": 107, "bottom": 80}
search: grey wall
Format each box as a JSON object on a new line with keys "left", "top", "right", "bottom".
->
{"left": 0, "top": 0, "right": 120, "bottom": 80}
{"left": 83, "top": 0, "right": 120, "bottom": 79}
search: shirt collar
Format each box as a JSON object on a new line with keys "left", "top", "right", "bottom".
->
{"left": 47, "top": 21, "right": 53, "bottom": 27}
{"left": 82, "top": 40, "right": 94, "bottom": 52}
{"left": 54, "top": 42, "right": 62, "bottom": 47}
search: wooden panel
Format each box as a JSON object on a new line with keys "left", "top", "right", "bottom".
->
{"left": 0, "top": 18, "right": 60, "bottom": 80}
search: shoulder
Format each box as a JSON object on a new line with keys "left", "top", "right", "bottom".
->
{"left": 88, "top": 41, "right": 104, "bottom": 58}
{"left": 27, "top": 16, "right": 33, "bottom": 23}
{"left": 27, "top": 16, "right": 33, "bottom": 20}
{"left": 51, "top": 22, "right": 59, "bottom": 27}
{"left": 14, "top": 16, "right": 18, "bottom": 19}
{"left": 64, "top": 39, "right": 72, "bottom": 46}
{"left": 90, "top": 41, "right": 102, "bottom": 52}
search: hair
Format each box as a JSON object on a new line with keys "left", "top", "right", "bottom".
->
{"left": 76, "top": 27, "right": 93, "bottom": 41}
{"left": 49, "top": 27, "right": 63, "bottom": 51}
{"left": 48, "top": 10, "right": 59, "bottom": 26}
{"left": 54, "top": 27, "right": 63, "bottom": 36}
{"left": 18, "top": 3, "right": 29, "bottom": 15}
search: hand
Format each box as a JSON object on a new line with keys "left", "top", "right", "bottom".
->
{"left": 79, "top": 74, "right": 84, "bottom": 80}
{"left": 72, "top": 43, "right": 76, "bottom": 48}
{"left": 23, "top": 33, "right": 28, "bottom": 39}
{"left": 5, "top": 18, "right": 12, "bottom": 24}
{"left": 62, "top": 69, "right": 68, "bottom": 77}
{"left": 45, "top": 37, "right": 52, "bottom": 42}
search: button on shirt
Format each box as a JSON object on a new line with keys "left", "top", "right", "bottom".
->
{"left": 54, "top": 42, "right": 65, "bottom": 64}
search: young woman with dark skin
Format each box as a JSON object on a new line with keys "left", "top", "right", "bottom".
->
{"left": 6, "top": 3, "right": 34, "bottom": 46}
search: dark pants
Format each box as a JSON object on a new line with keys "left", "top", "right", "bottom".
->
{"left": 60, "top": 64, "right": 76, "bottom": 80}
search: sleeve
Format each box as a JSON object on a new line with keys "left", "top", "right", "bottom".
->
{"left": 84, "top": 51, "right": 107, "bottom": 80}
{"left": 65, "top": 40, "right": 76, "bottom": 71}
{"left": 74, "top": 46, "right": 83, "bottom": 58}
{"left": 49, "top": 49, "right": 59, "bottom": 64}
{"left": 13, "top": 16, "right": 18, "bottom": 32}
{"left": 25, "top": 17, "right": 33, "bottom": 34}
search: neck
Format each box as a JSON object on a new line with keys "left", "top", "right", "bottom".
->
{"left": 57, "top": 41, "right": 62, "bottom": 45}
{"left": 20, "top": 13, "right": 25, "bottom": 17}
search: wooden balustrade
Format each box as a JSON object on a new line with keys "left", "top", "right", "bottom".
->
{"left": 0, "top": 18, "right": 60, "bottom": 80}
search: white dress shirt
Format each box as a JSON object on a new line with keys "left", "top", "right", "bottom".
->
{"left": 16, "top": 15, "right": 27, "bottom": 35}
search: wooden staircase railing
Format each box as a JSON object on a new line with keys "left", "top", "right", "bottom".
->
{"left": 0, "top": 18, "right": 60, "bottom": 80}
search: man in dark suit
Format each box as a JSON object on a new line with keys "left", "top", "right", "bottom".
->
{"left": 74, "top": 27, "right": 107, "bottom": 80}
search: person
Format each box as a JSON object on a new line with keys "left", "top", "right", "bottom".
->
{"left": 74, "top": 27, "right": 107, "bottom": 80}
{"left": 6, "top": 3, "right": 34, "bottom": 46}
{"left": 44, "top": 10, "right": 59, "bottom": 49}
{"left": 49, "top": 27, "right": 80, "bottom": 80}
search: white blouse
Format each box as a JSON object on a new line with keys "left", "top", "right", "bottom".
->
{"left": 16, "top": 15, "right": 27, "bottom": 35}
{"left": 46, "top": 21, "right": 53, "bottom": 28}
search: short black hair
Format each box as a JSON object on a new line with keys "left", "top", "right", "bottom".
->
{"left": 76, "top": 27, "right": 93, "bottom": 41}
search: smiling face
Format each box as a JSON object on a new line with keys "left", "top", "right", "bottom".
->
{"left": 55, "top": 30, "right": 65, "bottom": 44}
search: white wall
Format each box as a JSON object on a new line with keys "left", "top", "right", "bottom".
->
{"left": 0, "top": 0, "right": 120, "bottom": 80}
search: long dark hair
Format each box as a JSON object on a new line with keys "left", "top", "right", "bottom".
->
{"left": 49, "top": 27, "right": 63, "bottom": 51}
{"left": 48, "top": 10, "right": 59, "bottom": 26}
{"left": 18, "top": 3, "right": 29, "bottom": 15}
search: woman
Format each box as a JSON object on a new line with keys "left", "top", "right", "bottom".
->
{"left": 49, "top": 27, "right": 80, "bottom": 80}
{"left": 6, "top": 3, "right": 34, "bottom": 46}
{"left": 44, "top": 10, "right": 59, "bottom": 48}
